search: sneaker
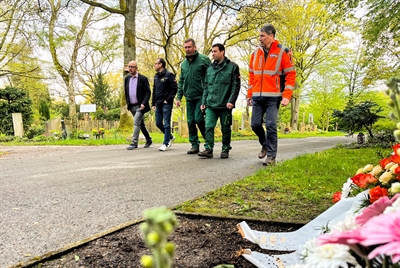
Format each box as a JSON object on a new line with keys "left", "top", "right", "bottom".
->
{"left": 258, "top": 146, "right": 267, "bottom": 159}
{"left": 187, "top": 147, "right": 199, "bottom": 154}
{"left": 143, "top": 139, "right": 153, "bottom": 148}
{"left": 198, "top": 150, "right": 213, "bottom": 158}
{"left": 159, "top": 144, "right": 168, "bottom": 151}
{"left": 263, "top": 156, "right": 276, "bottom": 166}
{"left": 127, "top": 143, "right": 138, "bottom": 150}
{"left": 220, "top": 152, "right": 229, "bottom": 158}
{"left": 167, "top": 135, "right": 175, "bottom": 148}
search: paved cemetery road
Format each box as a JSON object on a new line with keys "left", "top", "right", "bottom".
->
{"left": 0, "top": 137, "right": 356, "bottom": 267}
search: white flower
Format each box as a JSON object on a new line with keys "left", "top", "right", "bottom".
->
{"left": 390, "top": 182, "right": 400, "bottom": 194}
{"left": 330, "top": 214, "right": 358, "bottom": 232}
{"left": 304, "top": 242, "right": 361, "bottom": 268}
{"left": 341, "top": 178, "right": 353, "bottom": 199}
{"left": 384, "top": 197, "right": 400, "bottom": 214}
{"left": 299, "top": 238, "right": 361, "bottom": 268}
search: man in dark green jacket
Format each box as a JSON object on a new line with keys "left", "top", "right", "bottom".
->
{"left": 176, "top": 38, "right": 211, "bottom": 154}
{"left": 198, "top": 43, "right": 241, "bottom": 159}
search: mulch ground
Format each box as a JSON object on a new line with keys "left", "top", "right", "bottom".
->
{"left": 28, "top": 213, "right": 303, "bottom": 268}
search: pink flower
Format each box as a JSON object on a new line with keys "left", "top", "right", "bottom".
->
{"left": 359, "top": 212, "right": 400, "bottom": 263}
{"left": 355, "top": 194, "right": 400, "bottom": 225}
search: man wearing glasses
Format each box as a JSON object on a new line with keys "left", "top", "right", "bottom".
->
{"left": 125, "top": 61, "right": 153, "bottom": 149}
{"left": 152, "top": 58, "right": 178, "bottom": 151}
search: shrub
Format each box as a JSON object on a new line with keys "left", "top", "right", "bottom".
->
{"left": 31, "top": 135, "right": 48, "bottom": 142}
{"left": 25, "top": 123, "right": 45, "bottom": 139}
{"left": 0, "top": 135, "right": 15, "bottom": 142}
{"left": 367, "top": 130, "right": 395, "bottom": 148}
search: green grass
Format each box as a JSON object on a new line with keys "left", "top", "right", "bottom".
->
{"left": 174, "top": 145, "right": 392, "bottom": 223}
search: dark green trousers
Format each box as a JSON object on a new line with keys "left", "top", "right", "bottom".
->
{"left": 204, "top": 108, "right": 232, "bottom": 152}
{"left": 186, "top": 99, "right": 205, "bottom": 148}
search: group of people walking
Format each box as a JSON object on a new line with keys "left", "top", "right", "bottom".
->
{"left": 125, "top": 24, "right": 296, "bottom": 165}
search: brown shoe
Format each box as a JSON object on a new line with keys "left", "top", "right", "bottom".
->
{"left": 263, "top": 156, "right": 276, "bottom": 166}
{"left": 198, "top": 150, "right": 213, "bottom": 158}
{"left": 220, "top": 152, "right": 229, "bottom": 158}
{"left": 258, "top": 147, "right": 267, "bottom": 159}
{"left": 187, "top": 147, "right": 199, "bottom": 154}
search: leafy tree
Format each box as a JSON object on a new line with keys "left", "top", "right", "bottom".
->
{"left": 39, "top": 100, "right": 51, "bottom": 121}
{"left": 88, "top": 72, "right": 111, "bottom": 111}
{"left": 324, "top": 0, "right": 400, "bottom": 77}
{"left": 0, "top": 0, "right": 39, "bottom": 80}
{"left": 332, "top": 101, "right": 384, "bottom": 137}
{"left": 35, "top": 0, "right": 108, "bottom": 133}
{"left": 0, "top": 86, "right": 33, "bottom": 135}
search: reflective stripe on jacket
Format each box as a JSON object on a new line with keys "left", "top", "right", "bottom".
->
{"left": 247, "top": 40, "right": 296, "bottom": 100}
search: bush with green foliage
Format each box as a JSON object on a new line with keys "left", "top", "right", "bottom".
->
{"left": 332, "top": 101, "right": 384, "bottom": 137}
{"left": 24, "top": 123, "right": 45, "bottom": 139}
{"left": 0, "top": 86, "right": 33, "bottom": 135}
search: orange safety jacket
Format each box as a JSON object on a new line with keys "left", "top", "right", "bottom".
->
{"left": 247, "top": 40, "right": 296, "bottom": 100}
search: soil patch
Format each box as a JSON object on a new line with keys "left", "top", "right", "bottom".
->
{"left": 26, "top": 213, "right": 302, "bottom": 268}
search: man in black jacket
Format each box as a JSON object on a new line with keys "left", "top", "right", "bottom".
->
{"left": 152, "top": 58, "right": 178, "bottom": 151}
{"left": 125, "top": 61, "right": 152, "bottom": 149}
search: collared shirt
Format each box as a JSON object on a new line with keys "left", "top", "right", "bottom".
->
{"left": 129, "top": 74, "right": 138, "bottom": 104}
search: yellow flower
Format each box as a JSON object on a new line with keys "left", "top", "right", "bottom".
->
{"left": 363, "top": 164, "right": 374, "bottom": 173}
{"left": 356, "top": 168, "right": 364, "bottom": 174}
{"left": 379, "top": 171, "right": 394, "bottom": 184}
{"left": 390, "top": 164, "right": 399, "bottom": 173}
{"left": 384, "top": 162, "right": 396, "bottom": 170}
{"left": 370, "top": 165, "right": 383, "bottom": 176}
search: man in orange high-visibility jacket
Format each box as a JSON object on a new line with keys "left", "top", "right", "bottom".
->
{"left": 247, "top": 24, "right": 296, "bottom": 166}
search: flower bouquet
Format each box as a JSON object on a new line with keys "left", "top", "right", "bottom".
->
{"left": 295, "top": 144, "right": 400, "bottom": 268}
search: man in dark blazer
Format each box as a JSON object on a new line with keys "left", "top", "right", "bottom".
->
{"left": 125, "top": 60, "right": 152, "bottom": 149}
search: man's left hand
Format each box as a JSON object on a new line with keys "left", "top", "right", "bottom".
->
{"left": 281, "top": 98, "right": 290, "bottom": 106}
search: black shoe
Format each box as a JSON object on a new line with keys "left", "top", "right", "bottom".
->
{"left": 127, "top": 143, "right": 138, "bottom": 150}
{"left": 143, "top": 140, "right": 153, "bottom": 148}
{"left": 220, "top": 152, "right": 229, "bottom": 158}
{"left": 198, "top": 150, "right": 213, "bottom": 158}
{"left": 263, "top": 156, "right": 276, "bottom": 166}
{"left": 187, "top": 147, "right": 199, "bottom": 154}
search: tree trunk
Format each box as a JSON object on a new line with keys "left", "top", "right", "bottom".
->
{"left": 291, "top": 96, "right": 300, "bottom": 131}
{"left": 123, "top": 0, "right": 137, "bottom": 65}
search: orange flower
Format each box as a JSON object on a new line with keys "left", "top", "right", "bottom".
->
{"left": 390, "top": 154, "right": 400, "bottom": 164}
{"left": 392, "top": 144, "right": 400, "bottom": 155}
{"left": 394, "top": 166, "right": 400, "bottom": 175}
{"left": 364, "top": 174, "right": 378, "bottom": 184}
{"left": 332, "top": 191, "right": 342, "bottom": 203}
{"left": 351, "top": 173, "right": 375, "bottom": 188}
{"left": 380, "top": 157, "right": 391, "bottom": 168}
{"left": 369, "top": 186, "right": 389, "bottom": 203}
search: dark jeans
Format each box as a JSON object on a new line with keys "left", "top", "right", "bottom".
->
{"left": 155, "top": 103, "right": 173, "bottom": 145}
{"left": 186, "top": 99, "right": 205, "bottom": 149}
{"left": 204, "top": 108, "right": 232, "bottom": 152}
{"left": 251, "top": 98, "right": 280, "bottom": 157}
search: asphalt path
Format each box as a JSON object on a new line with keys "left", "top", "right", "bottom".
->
{"left": 0, "top": 136, "right": 356, "bottom": 267}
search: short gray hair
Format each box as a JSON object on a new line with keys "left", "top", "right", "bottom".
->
{"left": 260, "top": 24, "right": 276, "bottom": 36}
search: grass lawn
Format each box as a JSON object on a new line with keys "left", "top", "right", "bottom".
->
{"left": 174, "top": 145, "right": 392, "bottom": 223}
